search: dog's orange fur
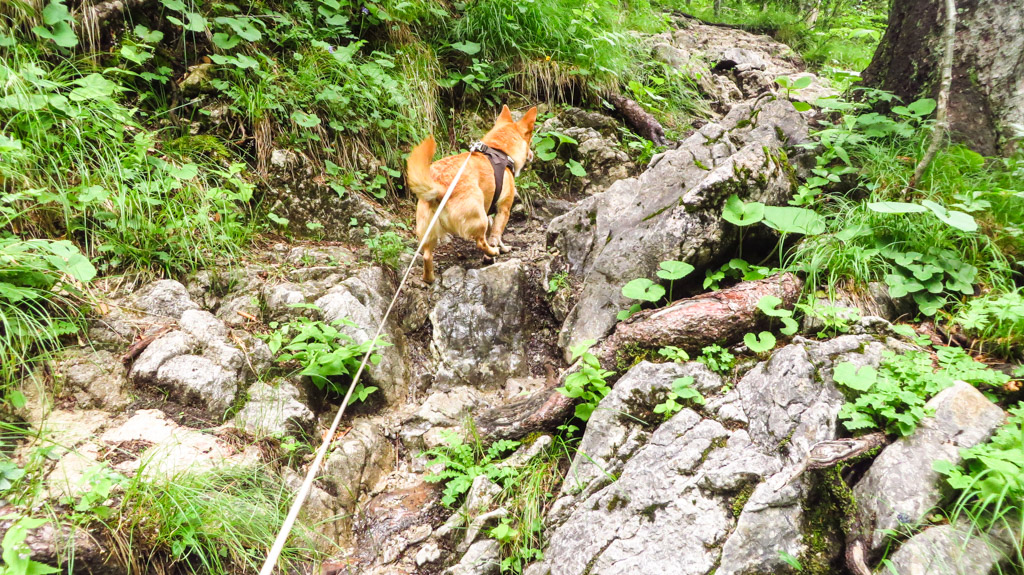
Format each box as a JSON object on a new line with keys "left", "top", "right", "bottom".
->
{"left": 406, "top": 104, "right": 538, "bottom": 283}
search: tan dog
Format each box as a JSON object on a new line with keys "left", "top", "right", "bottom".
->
{"left": 406, "top": 105, "right": 538, "bottom": 283}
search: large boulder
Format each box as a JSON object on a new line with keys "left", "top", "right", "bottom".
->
{"left": 849, "top": 381, "right": 1006, "bottom": 556}
{"left": 549, "top": 98, "right": 808, "bottom": 358}
{"left": 531, "top": 335, "right": 896, "bottom": 575}
{"left": 885, "top": 523, "right": 1011, "bottom": 575}
{"left": 429, "top": 260, "right": 530, "bottom": 388}
{"left": 313, "top": 267, "right": 411, "bottom": 403}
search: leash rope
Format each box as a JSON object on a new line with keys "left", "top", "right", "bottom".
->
{"left": 258, "top": 147, "right": 478, "bottom": 574}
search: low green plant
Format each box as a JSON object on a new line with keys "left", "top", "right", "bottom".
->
{"left": 696, "top": 344, "right": 735, "bottom": 375}
{"left": 547, "top": 271, "right": 570, "bottom": 294}
{"left": 834, "top": 346, "right": 1007, "bottom": 437}
{"left": 703, "top": 258, "right": 775, "bottom": 291}
{"left": 653, "top": 376, "right": 705, "bottom": 419}
{"left": 954, "top": 290, "right": 1024, "bottom": 359}
{"left": 557, "top": 341, "right": 615, "bottom": 421}
{"left": 0, "top": 515, "right": 60, "bottom": 575}
{"left": 263, "top": 313, "right": 388, "bottom": 402}
{"left": 657, "top": 345, "right": 690, "bottom": 363}
{"left": 110, "top": 465, "right": 318, "bottom": 573}
{"left": 363, "top": 226, "right": 410, "bottom": 269}
{"left": 617, "top": 259, "right": 695, "bottom": 320}
{"left": 421, "top": 429, "right": 521, "bottom": 507}
{"left": 795, "top": 300, "right": 860, "bottom": 338}
{"left": 935, "top": 405, "right": 1024, "bottom": 509}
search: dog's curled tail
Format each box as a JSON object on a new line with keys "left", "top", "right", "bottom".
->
{"left": 406, "top": 135, "right": 443, "bottom": 203}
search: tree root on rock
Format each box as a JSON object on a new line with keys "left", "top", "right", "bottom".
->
{"left": 592, "top": 273, "right": 803, "bottom": 368}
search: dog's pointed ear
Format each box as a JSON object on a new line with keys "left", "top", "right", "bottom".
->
{"left": 517, "top": 106, "right": 538, "bottom": 134}
{"left": 497, "top": 104, "right": 513, "bottom": 124}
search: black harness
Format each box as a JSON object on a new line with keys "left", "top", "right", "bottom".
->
{"left": 470, "top": 142, "right": 516, "bottom": 215}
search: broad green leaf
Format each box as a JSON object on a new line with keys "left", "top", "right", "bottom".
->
{"left": 69, "top": 74, "right": 120, "bottom": 101}
{"left": 779, "top": 316, "right": 799, "bottom": 336}
{"left": 212, "top": 33, "right": 241, "bottom": 50}
{"left": 907, "top": 98, "right": 937, "bottom": 117}
{"left": 621, "top": 278, "right": 665, "bottom": 303}
{"left": 833, "top": 362, "right": 877, "bottom": 392}
{"left": 656, "top": 260, "right": 694, "bottom": 281}
{"left": 451, "top": 41, "right": 481, "bottom": 55}
{"left": 920, "top": 199, "right": 977, "bottom": 232}
{"left": 214, "top": 16, "right": 262, "bottom": 41}
{"left": 867, "top": 202, "right": 927, "bottom": 214}
{"left": 792, "top": 75, "right": 813, "bottom": 90}
{"left": 567, "top": 159, "right": 587, "bottom": 177}
{"left": 33, "top": 21, "right": 78, "bottom": 47}
{"left": 165, "top": 163, "right": 198, "bottom": 180}
{"left": 744, "top": 331, "right": 777, "bottom": 353}
{"left": 791, "top": 100, "right": 813, "bottom": 112}
{"left": 762, "top": 206, "right": 826, "bottom": 235}
{"left": 722, "top": 194, "right": 764, "bottom": 227}
{"left": 291, "top": 110, "right": 322, "bottom": 128}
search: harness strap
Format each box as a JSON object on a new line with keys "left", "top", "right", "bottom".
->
{"left": 470, "top": 142, "right": 516, "bottom": 215}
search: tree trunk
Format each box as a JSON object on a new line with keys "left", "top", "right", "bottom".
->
{"left": 861, "top": 0, "right": 1024, "bottom": 156}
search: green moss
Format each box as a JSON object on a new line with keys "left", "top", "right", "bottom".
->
{"left": 163, "top": 135, "right": 232, "bottom": 162}
{"left": 694, "top": 158, "right": 712, "bottom": 171}
{"left": 731, "top": 483, "right": 756, "bottom": 517}
{"left": 698, "top": 436, "right": 730, "bottom": 466}
{"left": 639, "top": 501, "right": 669, "bottom": 522}
{"left": 607, "top": 493, "right": 630, "bottom": 511}
{"left": 615, "top": 343, "right": 652, "bottom": 373}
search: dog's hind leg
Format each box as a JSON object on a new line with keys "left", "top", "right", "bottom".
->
{"left": 488, "top": 176, "right": 515, "bottom": 253}
{"left": 417, "top": 200, "right": 443, "bottom": 283}
{"left": 467, "top": 210, "right": 500, "bottom": 258}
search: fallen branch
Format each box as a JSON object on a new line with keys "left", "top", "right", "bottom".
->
{"left": 806, "top": 432, "right": 889, "bottom": 469}
{"left": 606, "top": 93, "right": 667, "bottom": 147}
{"left": 906, "top": 0, "right": 957, "bottom": 191}
{"left": 120, "top": 325, "right": 171, "bottom": 366}
{"left": 475, "top": 385, "right": 574, "bottom": 442}
{"left": 592, "top": 273, "right": 803, "bottom": 368}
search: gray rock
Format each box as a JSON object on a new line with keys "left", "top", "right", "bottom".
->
{"left": 131, "top": 280, "right": 200, "bottom": 319}
{"left": 129, "top": 330, "right": 196, "bottom": 383}
{"left": 178, "top": 309, "right": 228, "bottom": 344}
{"left": 322, "top": 419, "right": 395, "bottom": 510}
{"left": 535, "top": 337, "right": 883, "bottom": 575}
{"left": 56, "top": 349, "right": 129, "bottom": 410}
{"left": 155, "top": 354, "right": 239, "bottom": 414}
{"left": 414, "top": 387, "right": 483, "bottom": 426}
{"left": 539, "top": 112, "right": 633, "bottom": 195}
{"left": 446, "top": 540, "right": 500, "bottom": 575}
{"left": 231, "top": 380, "right": 315, "bottom": 437}
{"left": 550, "top": 99, "right": 808, "bottom": 358}
{"left": 885, "top": 523, "right": 1010, "bottom": 575}
{"left": 429, "top": 260, "right": 529, "bottom": 387}
{"left": 263, "top": 282, "right": 308, "bottom": 321}
{"left": 314, "top": 267, "right": 410, "bottom": 403}
{"left": 177, "top": 62, "right": 217, "bottom": 96}
{"left": 851, "top": 381, "right": 1006, "bottom": 555}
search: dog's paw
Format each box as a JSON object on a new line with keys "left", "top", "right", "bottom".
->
{"left": 499, "top": 244, "right": 512, "bottom": 253}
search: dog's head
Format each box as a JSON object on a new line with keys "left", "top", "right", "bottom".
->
{"left": 484, "top": 104, "right": 538, "bottom": 176}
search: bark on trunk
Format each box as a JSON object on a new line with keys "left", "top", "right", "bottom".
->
{"left": 862, "top": 0, "right": 1024, "bottom": 156}
{"left": 592, "top": 273, "right": 803, "bottom": 368}
{"left": 475, "top": 385, "right": 575, "bottom": 442}
{"left": 606, "top": 93, "right": 668, "bottom": 147}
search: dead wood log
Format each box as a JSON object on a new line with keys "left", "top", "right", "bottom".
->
{"left": 606, "top": 93, "right": 668, "bottom": 147}
{"left": 806, "top": 432, "right": 889, "bottom": 469}
{"left": 593, "top": 273, "right": 803, "bottom": 367}
{"left": 475, "top": 385, "right": 574, "bottom": 442}
{"left": 120, "top": 325, "right": 171, "bottom": 366}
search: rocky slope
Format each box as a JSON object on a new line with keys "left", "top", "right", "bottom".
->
{"left": 4, "top": 15, "right": 1013, "bottom": 575}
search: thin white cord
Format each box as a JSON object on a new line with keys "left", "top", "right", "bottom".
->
{"left": 258, "top": 148, "right": 476, "bottom": 575}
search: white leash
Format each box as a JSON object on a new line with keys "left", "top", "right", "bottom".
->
{"left": 258, "top": 147, "right": 477, "bottom": 575}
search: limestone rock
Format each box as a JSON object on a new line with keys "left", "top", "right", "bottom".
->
{"left": 885, "top": 523, "right": 1010, "bottom": 575}
{"left": 446, "top": 540, "right": 500, "bottom": 575}
{"left": 314, "top": 267, "right": 410, "bottom": 403}
{"left": 130, "top": 279, "right": 200, "bottom": 320}
{"left": 549, "top": 99, "right": 808, "bottom": 358}
{"left": 429, "top": 260, "right": 529, "bottom": 387}
{"left": 322, "top": 419, "right": 395, "bottom": 511}
{"left": 231, "top": 380, "right": 315, "bottom": 437}
{"left": 54, "top": 348, "right": 129, "bottom": 410}
{"left": 533, "top": 337, "right": 884, "bottom": 575}
{"left": 850, "top": 381, "right": 1006, "bottom": 555}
